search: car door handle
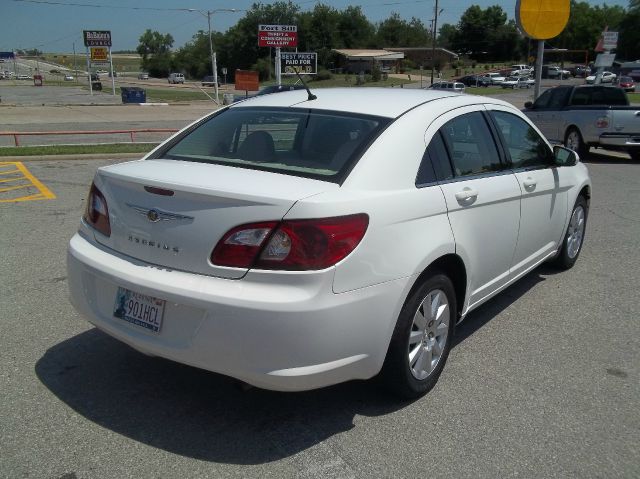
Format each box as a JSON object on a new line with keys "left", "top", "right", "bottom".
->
{"left": 522, "top": 178, "right": 537, "bottom": 189}
{"left": 455, "top": 188, "right": 479, "bottom": 202}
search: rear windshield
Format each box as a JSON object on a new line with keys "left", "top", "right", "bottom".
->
{"left": 155, "top": 107, "right": 390, "bottom": 182}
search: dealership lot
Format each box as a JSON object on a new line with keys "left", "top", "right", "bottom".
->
{"left": 0, "top": 150, "right": 638, "bottom": 477}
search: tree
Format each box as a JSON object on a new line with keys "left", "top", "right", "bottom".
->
{"left": 137, "top": 29, "right": 174, "bottom": 77}
{"left": 337, "top": 6, "right": 375, "bottom": 49}
{"left": 437, "top": 24, "right": 458, "bottom": 50}
{"left": 376, "top": 12, "right": 429, "bottom": 47}
{"left": 618, "top": 10, "right": 640, "bottom": 59}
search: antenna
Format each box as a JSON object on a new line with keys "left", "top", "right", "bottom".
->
{"left": 294, "top": 68, "right": 317, "bottom": 101}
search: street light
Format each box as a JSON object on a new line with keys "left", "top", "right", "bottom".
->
{"left": 186, "top": 8, "right": 238, "bottom": 103}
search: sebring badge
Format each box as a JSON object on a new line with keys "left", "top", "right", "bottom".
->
{"left": 126, "top": 204, "right": 194, "bottom": 223}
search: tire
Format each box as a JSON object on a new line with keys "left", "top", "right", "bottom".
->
{"left": 553, "top": 196, "right": 588, "bottom": 270}
{"left": 380, "top": 272, "right": 456, "bottom": 399}
{"left": 565, "top": 127, "right": 588, "bottom": 158}
{"left": 629, "top": 150, "right": 640, "bottom": 162}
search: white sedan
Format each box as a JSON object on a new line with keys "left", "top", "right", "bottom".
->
{"left": 68, "top": 88, "right": 591, "bottom": 397}
{"left": 585, "top": 71, "right": 617, "bottom": 84}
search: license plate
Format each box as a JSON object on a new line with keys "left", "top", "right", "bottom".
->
{"left": 113, "top": 287, "right": 165, "bottom": 333}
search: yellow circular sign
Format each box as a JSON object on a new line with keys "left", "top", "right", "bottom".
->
{"left": 516, "top": 0, "right": 570, "bottom": 40}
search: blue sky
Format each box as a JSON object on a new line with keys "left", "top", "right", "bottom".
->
{"left": 0, "top": 0, "right": 630, "bottom": 53}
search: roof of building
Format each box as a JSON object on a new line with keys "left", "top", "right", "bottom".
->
{"left": 333, "top": 49, "right": 404, "bottom": 60}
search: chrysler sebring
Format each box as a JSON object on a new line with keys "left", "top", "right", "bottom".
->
{"left": 67, "top": 88, "right": 591, "bottom": 398}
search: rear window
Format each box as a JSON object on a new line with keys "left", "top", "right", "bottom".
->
{"left": 155, "top": 107, "right": 390, "bottom": 182}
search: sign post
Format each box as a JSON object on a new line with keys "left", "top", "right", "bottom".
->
{"left": 83, "top": 30, "right": 113, "bottom": 95}
{"left": 258, "top": 25, "right": 297, "bottom": 86}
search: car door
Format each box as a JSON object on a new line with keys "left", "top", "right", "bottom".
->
{"left": 427, "top": 108, "right": 521, "bottom": 310}
{"left": 488, "top": 108, "right": 568, "bottom": 279}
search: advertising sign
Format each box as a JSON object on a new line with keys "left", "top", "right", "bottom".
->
{"left": 602, "top": 31, "right": 618, "bottom": 50}
{"left": 90, "top": 47, "right": 108, "bottom": 62}
{"left": 235, "top": 70, "right": 259, "bottom": 91}
{"left": 83, "top": 30, "right": 112, "bottom": 47}
{"left": 258, "top": 25, "right": 297, "bottom": 48}
{"left": 281, "top": 53, "right": 317, "bottom": 75}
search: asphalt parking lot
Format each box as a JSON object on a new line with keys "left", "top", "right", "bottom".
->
{"left": 1, "top": 79, "right": 639, "bottom": 477}
{"left": 0, "top": 149, "right": 638, "bottom": 477}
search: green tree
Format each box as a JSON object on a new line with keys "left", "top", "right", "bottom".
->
{"left": 618, "top": 10, "right": 640, "bottom": 59}
{"left": 137, "top": 29, "right": 174, "bottom": 77}
{"left": 437, "top": 24, "right": 458, "bottom": 50}
{"left": 337, "top": 6, "right": 375, "bottom": 49}
{"left": 376, "top": 12, "right": 429, "bottom": 47}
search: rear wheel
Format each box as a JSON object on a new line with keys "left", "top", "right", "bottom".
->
{"left": 553, "top": 196, "right": 588, "bottom": 270}
{"left": 380, "top": 273, "right": 456, "bottom": 399}
{"left": 630, "top": 150, "right": 640, "bottom": 162}
{"left": 565, "top": 127, "right": 588, "bottom": 158}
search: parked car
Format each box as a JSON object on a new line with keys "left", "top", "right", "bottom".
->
{"left": 482, "top": 72, "right": 506, "bottom": 84}
{"left": 501, "top": 76, "right": 534, "bottom": 89}
{"left": 64, "top": 74, "right": 74, "bottom": 81}
{"left": 428, "top": 81, "right": 465, "bottom": 93}
{"left": 568, "top": 65, "right": 591, "bottom": 78}
{"left": 68, "top": 88, "right": 591, "bottom": 398}
{"left": 201, "top": 75, "right": 217, "bottom": 87}
{"left": 16, "top": 74, "right": 32, "bottom": 80}
{"left": 617, "top": 76, "right": 636, "bottom": 92}
{"left": 457, "top": 75, "right": 490, "bottom": 87}
{"left": 137, "top": 72, "right": 149, "bottom": 80}
{"left": 585, "top": 71, "right": 616, "bottom": 84}
{"left": 168, "top": 72, "right": 185, "bottom": 84}
{"left": 543, "top": 66, "right": 571, "bottom": 79}
{"left": 510, "top": 64, "right": 532, "bottom": 75}
{"left": 524, "top": 85, "right": 639, "bottom": 161}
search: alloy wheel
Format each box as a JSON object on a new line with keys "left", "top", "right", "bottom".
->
{"left": 567, "top": 205, "right": 585, "bottom": 259}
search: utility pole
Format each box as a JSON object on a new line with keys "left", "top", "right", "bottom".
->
{"left": 430, "top": 0, "right": 440, "bottom": 86}
{"left": 73, "top": 41, "right": 78, "bottom": 82}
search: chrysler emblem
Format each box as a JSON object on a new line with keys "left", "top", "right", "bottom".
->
{"left": 126, "top": 203, "right": 194, "bottom": 223}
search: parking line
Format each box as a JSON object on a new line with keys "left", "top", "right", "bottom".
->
{"left": 0, "top": 161, "right": 56, "bottom": 203}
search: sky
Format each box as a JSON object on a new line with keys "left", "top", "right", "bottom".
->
{"left": 0, "top": 0, "right": 631, "bottom": 53}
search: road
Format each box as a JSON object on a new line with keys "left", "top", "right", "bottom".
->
{"left": 0, "top": 153, "right": 638, "bottom": 478}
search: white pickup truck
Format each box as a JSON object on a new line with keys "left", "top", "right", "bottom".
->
{"left": 524, "top": 85, "right": 640, "bottom": 161}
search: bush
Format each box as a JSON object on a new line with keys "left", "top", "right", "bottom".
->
{"left": 314, "top": 69, "right": 332, "bottom": 81}
{"left": 371, "top": 64, "right": 381, "bottom": 82}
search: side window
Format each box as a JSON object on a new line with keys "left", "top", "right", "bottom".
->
{"left": 417, "top": 132, "right": 453, "bottom": 185}
{"left": 491, "top": 111, "right": 553, "bottom": 169}
{"left": 533, "top": 89, "right": 553, "bottom": 108}
{"left": 548, "top": 88, "right": 570, "bottom": 108}
{"left": 440, "top": 112, "right": 502, "bottom": 177}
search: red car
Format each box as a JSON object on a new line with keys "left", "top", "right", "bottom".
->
{"left": 618, "top": 76, "right": 636, "bottom": 93}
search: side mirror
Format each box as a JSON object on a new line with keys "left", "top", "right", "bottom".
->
{"left": 553, "top": 145, "right": 578, "bottom": 166}
{"left": 524, "top": 101, "right": 534, "bottom": 109}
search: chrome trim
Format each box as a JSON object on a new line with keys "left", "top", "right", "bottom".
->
{"left": 126, "top": 204, "right": 194, "bottom": 222}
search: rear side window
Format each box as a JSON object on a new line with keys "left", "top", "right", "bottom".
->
{"left": 604, "top": 87, "right": 628, "bottom": 105}
{"left": 439, "top": 112, "right": 503, "bottom": 177}
{"left": 158, "top": 108, "right": 390, "bottom": 182}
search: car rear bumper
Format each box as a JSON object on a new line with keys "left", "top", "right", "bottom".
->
{"left": 599, "top": 133, "right": 640, "bottom": 149}
{"left": 67, "top": 233, "right": 407, "bottom": 391}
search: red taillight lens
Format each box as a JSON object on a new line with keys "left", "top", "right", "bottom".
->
{"left": 210, "top": 214, "right": 369, "bottom": 270}
{"left": 83, "top": 182, "right": 111, "bottom": 237}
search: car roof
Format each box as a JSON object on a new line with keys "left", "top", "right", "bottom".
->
{"left": 228, "top": 87, "right": 499, "bottom": 119}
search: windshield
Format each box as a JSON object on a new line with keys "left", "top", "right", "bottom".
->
{"left": 156, "top": 107, "right": 390, "bottom": 182}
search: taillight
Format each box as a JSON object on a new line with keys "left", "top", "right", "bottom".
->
{"left": 596, "top": 116, "right": 609, "bottom": 128}
{"left": 211, "top": 214, "right": 369, "bottom": 271}
{"left": 83, "top": 182, "right": 111, "bottom": 237}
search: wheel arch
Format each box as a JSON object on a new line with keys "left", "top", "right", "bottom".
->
{"left": 411, "top": 253, "right": 467, "bottom": 322}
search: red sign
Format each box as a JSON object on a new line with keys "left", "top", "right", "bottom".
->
{"left": 235, "top": 70, "right": 259, "bottom": 91}
{"left": 258, "top": 24, "right": 298, "bottom": 48}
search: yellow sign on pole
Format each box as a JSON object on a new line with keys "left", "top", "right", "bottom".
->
{"left": 516, "top": 0, "right": 570, "bottom": 40}
{"left": 90, "top": 47, "right": 108, "bottom": 62}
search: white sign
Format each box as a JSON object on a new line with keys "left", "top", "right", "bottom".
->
{"left": 258, "top": 24, "right": 297, "bottom": 32}
{"left": 281, "top": 52, "right": 317, "bottom": 75}
{"left": 602, "top": 31, "right": 618, "bottom": 50}
{"left": 594, "top": 53, "right": 615, "bottom": 68}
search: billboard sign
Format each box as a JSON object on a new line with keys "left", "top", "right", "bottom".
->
{"left": 90, "top": 47, "right": 108, "bottom": 62}
{"left": 281, "top": 53, "right": 317, "bottom": 75}
{"left": 235, "top": 70, "right": 260, "bottom": 91}
{"left": 258, "top": 25, "right": 297, "bottom": 48}
{"left": 83, "top": 30, "right": 112, "bottom": 47}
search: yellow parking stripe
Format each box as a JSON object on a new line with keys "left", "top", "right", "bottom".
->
{"left": 0, "top": 161, "right": 56, "bottom": 203}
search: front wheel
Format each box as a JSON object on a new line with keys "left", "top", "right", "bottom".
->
{"left": 380, "top": 273, "right": 456, "bottom": 399}
{"left": 553, "top": 196, "right": 588, "bottom": 270}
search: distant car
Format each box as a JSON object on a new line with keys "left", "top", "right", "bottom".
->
{"left": 617, "top": 76, "right": 635, "bottom": 92}
{"left": 585, "top": 71, "right": 616, "bottom": 84}
{"left": 458, "top": 75, "right": 490, "bottom": 87}
{"left": 96, "top": 69, "right": 108, "bottom": 74}
{"left": 137, "top": 72, "right": 149, "bottom": 80}
{"left": 64, "top": 74, "right": 74, "bottom": 81}
{"left": 482, "top": 73, "right": 505, "bottom": 85}
{"left": 510, "top": 64, "right": 532, "bottom": 75}
{"left": 501, "top": 76, "right": 534, "bottom": 89}
{"left": 17, "top": 74, "right": 32, "bottom": 80}
{"left": 168, "top": 73, "right": 185, "bottom": 84}
{"left": 569, "top": 66, "right": 591, "bottom": 78}
{"left": 544, "top": 66, "right": 571, "bottom": 79}
{"left": 202, "top": 75, "right": 217, "bottom": 87}
{"left": 428, "top": 81, "right": 465, "bottom": 93}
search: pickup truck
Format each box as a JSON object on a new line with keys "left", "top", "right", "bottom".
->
{"left": 524, "top": 85, "right": 640, "bottom": 161}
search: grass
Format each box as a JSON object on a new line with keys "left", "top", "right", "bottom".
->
{"left": 628, "top": 92, "right": 640, "bottom": 104}
{"left": 0, "top": 143, "right": 156, "bottom": 157}
{"left": 144, "top": 88, "right": 213, "bottom": 102}
{"left": 39, "top": 53, "right": 142, "bottom": 75}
